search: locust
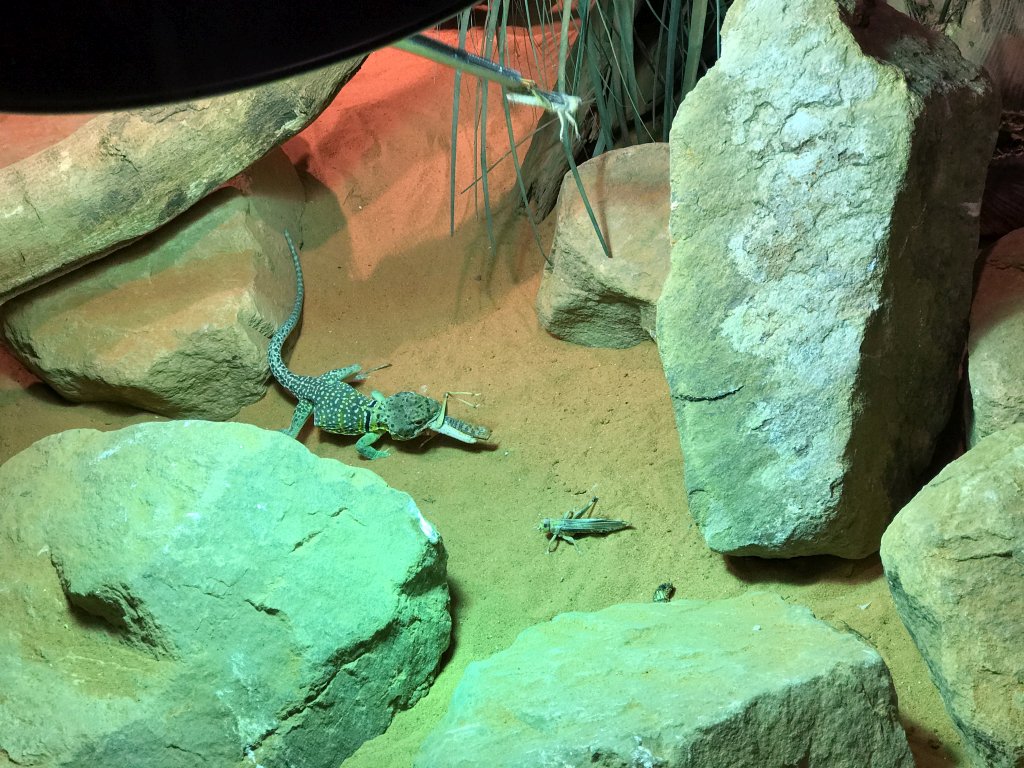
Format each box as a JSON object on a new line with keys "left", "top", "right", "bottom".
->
{"left": 538, "top": 496, "right": 630, "bottom": 554}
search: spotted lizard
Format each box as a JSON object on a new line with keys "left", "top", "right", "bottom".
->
{"left": 268, "top": 231, "right": 492, "bottom": 459}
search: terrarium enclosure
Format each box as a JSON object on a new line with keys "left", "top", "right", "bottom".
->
{"left": 1, "top": 1, "right": 1022, "bottom": 766}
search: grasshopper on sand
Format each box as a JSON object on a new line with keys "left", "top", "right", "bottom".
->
{"left": 538, "top": 496, "right": 630, "bottom": 554}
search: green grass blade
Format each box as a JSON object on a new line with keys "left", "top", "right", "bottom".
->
{"left": 448, "top": 9, "right": 472, "bottom": 237}
{"left": 562, "top": 129, "right": 611, "bottom": 258}
{"left": 570, "top": 1, "right": 589, "bottom": 93}
{"left": 663, "top": 0, "right": 682, "bottom": 139}
{"left": 588, "top": 52, "right": 616, "bottom": 155}
{"left": 681, "top": 0, "right": 708, "bottom": 98}
{"left": 938, "top": 0, "right": 953, "bottom": 24}
{"left": 579, "top": 2, "right": 616, "bottom": 154}
{"left": 592, "top": 2, "right": 630, "bottom": 142}
{"left": 459, "top": 117, "right": 560, "bottom": 194}
{"left": 715, "top": 0, "right": 723, "bottom": 58}
{"left": 521, "top": 0, "right": 541, "bottom": 74}
{"left": 613, "top": 0, "right": 647, "bottom": 141}
{"left": 557, "top": 0, "right": 574, "bottom": 93}
{"left": 499, "top": 1, "right": 547, "bottom": 259}
{"left": 644, "top": 0, "right": 670, "bottom": 105}
{"left": 478, "top": 1, "right": 502, "bottom": 267}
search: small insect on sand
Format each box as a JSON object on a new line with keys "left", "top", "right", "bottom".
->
{"left": 538, "top": 495, "right": 630, "bottom": 554}
{"left": 653, "top": 582, "right": 676, "bottom": 603}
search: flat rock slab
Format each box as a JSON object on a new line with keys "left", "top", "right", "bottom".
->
{"left": 536, "top": 143, "right": 670, "bottom": 348}
{"left": 0, "top": 57, "right": 362, "bottom": 303}
{"left": 415, "top": 592, "right": 912, "bottom": 768}
{"left": 0, "top": 420, "right": 450, "bottom": 768}
{"left": 0, "top": 149, "right": 300, "bottom": 420}
{"left": 656, "top": 0, "right": 998, "bottom": 557}
{"left": 881, "top": 424, "right": 1024, "bottom": 768}
{"left": 967, "top": 227, "right": 1024, "bottom": 446}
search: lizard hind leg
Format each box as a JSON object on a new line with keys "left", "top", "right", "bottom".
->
{"left": 282, "top": 400, "right": 314, "bottom": 438}
{"left": 339, "top": 362, "right": 392, "bottom": 384}
{"left": 323, "top": 364, "right": 368, "bottom": 384}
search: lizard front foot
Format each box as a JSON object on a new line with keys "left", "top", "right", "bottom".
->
{"left": 356, "top": 432, "right": 391, "bottom": 460}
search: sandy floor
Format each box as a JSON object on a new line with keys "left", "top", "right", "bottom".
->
{"left": 0, "top": 33, "right": 965, "bottom": 767}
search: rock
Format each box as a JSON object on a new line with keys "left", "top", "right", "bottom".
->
{"left": 536, "top": 143, "right": 669, "bottom": 348}
{"left": 966, "top": 228, "right": 1024, "bottom": 446}
{"left": 972, "top": 26, "right": 1024, "bottom": 239}
{"left": 415, "top": 593, "right": 912, "bottom": 768}
{"left": 0, "top": 149, "right": 301, "bottom": 420}
{"left": 0, "top": 57, "right": 362, "bottom": 304}
{"left": 656, "top": 0, "right": 999, "bottom": 557}
{"left": 889, "top": 5, "right": 1024, "bottom": 239}
{"left": 979, "top": 99, "right": 1024, "bottom": 240}
{"left": 880, "top": 424, "right": 1024, "bottom": 768}
{"left": 0, "top": 420, "right": 450, "bottom": 767}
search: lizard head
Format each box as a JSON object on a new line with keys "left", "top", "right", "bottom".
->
{"left": 381, "top": 391, "right": 443, "bottom": 441}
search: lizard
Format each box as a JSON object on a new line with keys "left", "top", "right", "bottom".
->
{"left": 268, "top": 230, "right": 492, "bottom": 460}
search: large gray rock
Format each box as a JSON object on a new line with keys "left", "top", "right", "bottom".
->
{"left": 0, "top": 420, "right": 450, "bottom": 768}
{"left": 0, "top": 57, "right": 361, "bottom": 304}
{"left": 416, "top": 593, "right": 913, "bottom": 768}
{"left": 536, "top": 143, "right": 670, "bottom": 348}
{"left": 656, "top": 0, "right": 999, "bottom": 557}
{"left": 967, "top": 228, "right": 1024, "bottom": 446}
{"left": 881, "top": 424, "right": 1024, "bottom": 768}
{"left": 0, "top": 149, "right": 301, "bottom": 420}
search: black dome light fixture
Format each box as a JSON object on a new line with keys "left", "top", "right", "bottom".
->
{"left": 0, "top": 1, "right": 581, "bottom": 168}
{"left": 0, "top": 0, "right": 478, "bottom": 112}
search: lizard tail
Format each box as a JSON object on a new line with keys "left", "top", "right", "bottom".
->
{"left": 268, "top": 230, "right": 305, "bottom": 392}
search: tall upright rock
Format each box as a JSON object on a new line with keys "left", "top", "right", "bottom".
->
{"left": 656, "top": 0, "right": 998, "bottom": 557}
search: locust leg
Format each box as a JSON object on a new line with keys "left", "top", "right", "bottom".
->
{"left": 282, "top": 400, "right": 313, "bottom": 438}
{"left": 548, "top": 532, "right": 582, "bottom": 555}
{"left": 356, "top": 432, "right": 390, "bottom": 460}
{"left": 545, "top": 511, "right": 584, "bottom": 555}
{"left": 564, "top": 534, "right": 583, "bottom": 555}
{"left": 573, "top": 496, "right": 599, "bottom": 519}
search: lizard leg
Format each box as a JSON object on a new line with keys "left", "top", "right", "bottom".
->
{"left": 329, "top": 362, "right": 391, "bottom": 384}
{"left": 348, "top": 362, "right": 391, "bottom": 382}
{"left": 281, "top": 400, "right": 313, "bottom": 438}
{"left": 323, "top": 364, "right": 365, "bottom": 383}
{"left": 356, "top": 432, "right": 391, "bottom": 460}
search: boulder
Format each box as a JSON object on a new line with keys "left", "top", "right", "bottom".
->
{"left": 0, "top": 420, "right": 451, "bottom": 768}
{"left": 416, "top": 593, "right": 913, "bottom": 768}
{"left": 0, "top": 57, "right": 362, "bottom": 304}
{"left": 536, "top": 143, "right": 670, "bottom": 348}
{"left": 0, "top": 149, "right": 301, "bottom": 420}
{"left": 656, "top": 0, "right": 999, "bottom": 557}
{"left": 966, "top": 228, "right": 1024, "bottom": 446}
{"left": 881, "top": 424, "right": 1024, "bottom": 768}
